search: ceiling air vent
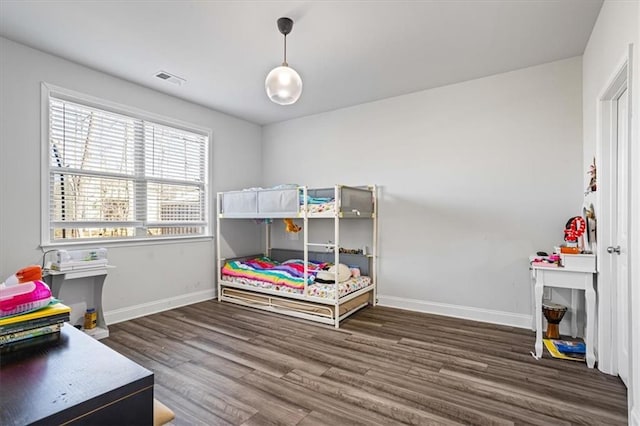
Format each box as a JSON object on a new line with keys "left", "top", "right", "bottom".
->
{"left": 154, "top": 70, "right": 186, "bottom": 86}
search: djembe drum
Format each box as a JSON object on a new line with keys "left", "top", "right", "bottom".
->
{"left": 542, "top": 302, "right": 568, "bottom": 339}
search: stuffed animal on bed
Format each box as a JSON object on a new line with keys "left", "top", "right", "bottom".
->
{"left": 316, "top": 263, "right": 352, "bottom": 283}
{"left": 283, "top": 218, "right": 302, "bottom": 233}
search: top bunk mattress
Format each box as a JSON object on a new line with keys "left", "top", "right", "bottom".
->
{"left": 218, "top": 185, "right": 374, "bottom": 218}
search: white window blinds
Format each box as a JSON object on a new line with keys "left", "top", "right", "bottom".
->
{"left": 47, "top": 94, "right": 209, "bottom": 242}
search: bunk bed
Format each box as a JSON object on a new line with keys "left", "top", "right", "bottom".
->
{"left": 216, "top": 185, "right": 377, "bottom": 328}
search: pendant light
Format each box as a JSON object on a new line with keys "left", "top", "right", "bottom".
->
{"left": 265, "top": 17, "right": 302, "bottom": 105}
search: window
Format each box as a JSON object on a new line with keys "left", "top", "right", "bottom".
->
{"left": 43, "top": 85, "right": 210, "bottom": 243}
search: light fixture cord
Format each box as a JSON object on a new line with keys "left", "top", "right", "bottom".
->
{"left": 283, "top": 34, "right": 288, "bottom": 66}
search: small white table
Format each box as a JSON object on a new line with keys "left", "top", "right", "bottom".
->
{"left": 43, "top": 266, "right": 111, "bottom": 339}
{"left": 531, "top": 263, "right": 597, "bottom": 368}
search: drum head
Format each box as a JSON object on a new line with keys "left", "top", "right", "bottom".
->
{"left": 542, "top": 302, "right": 567, "bottom": 311}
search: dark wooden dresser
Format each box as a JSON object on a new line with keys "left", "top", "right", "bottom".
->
{"left": 0, "top": 324, "right": 154, "bottom": 425}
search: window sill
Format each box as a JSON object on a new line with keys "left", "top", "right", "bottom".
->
{"left": 40, "top": 235, "right": 214, "bottom": 250}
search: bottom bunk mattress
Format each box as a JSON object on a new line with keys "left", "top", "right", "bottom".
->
{"left": 221, "top": 257, "right": 371, "bottom": 300}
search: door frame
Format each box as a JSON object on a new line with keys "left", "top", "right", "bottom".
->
{"left": 630, "top": 17, "right": 640, "bottom": 424}
{"left": 596, "top": 46, "right": 632, "bottom": 377}
{"left": 615, "top": 85, "right": 630, "bottom": 387}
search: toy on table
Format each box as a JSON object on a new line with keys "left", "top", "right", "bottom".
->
{"left": 531, "top": 254, "right": 561, "bottom": 267}
{"left": 0, "top": 265, "right": 51, "bottom": 318}
{"left": 562, "top": 216, "right": 586, "bottom": 254}
{"left": 0, "top": 280, "right": 52, "bottom": 318}
{"left": 1, "top": 265, "right": 42, "bottom": 287}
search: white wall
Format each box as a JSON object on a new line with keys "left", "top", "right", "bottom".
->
{"left": 583, "top": 1, "right": 638, "bottom": 169}
{"left": 582, "top": 0, "right": 639, "bottom": 422}
{"left": 262, "top": 57, "right": 583, "bottom": 327}
{"left": 0, "top": 37, "right": 263, "bottom": 322}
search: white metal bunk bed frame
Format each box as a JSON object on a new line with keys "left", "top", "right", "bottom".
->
{"left": 216, "top": 184, "right": 377, "bottom": 328}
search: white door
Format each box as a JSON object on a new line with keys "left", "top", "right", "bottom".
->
{"left": 615, "top": 87, "right": 630, "bottom": 386}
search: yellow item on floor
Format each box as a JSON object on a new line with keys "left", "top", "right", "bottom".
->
{"left": 154, "top": 398, "right": 175, "bottom": 426}
{"left": 543, "top": 339, "right": 585, "bottom": 362}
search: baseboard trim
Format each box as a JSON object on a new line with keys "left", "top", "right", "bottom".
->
{"left": 105, "top": 289, "right": 216, "bottom": 325}
{"left": 377, "top": 295, "right": 532, "bottom": 329}
{"left": 104, "top": 291, "right": 532, "bottom": 329}
{"left": 631, "top": 406, "right": 639, "bottom": 426}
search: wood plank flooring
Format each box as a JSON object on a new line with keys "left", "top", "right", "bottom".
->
{"left": 102, "top": 301, "right": 627, "bottom": 425}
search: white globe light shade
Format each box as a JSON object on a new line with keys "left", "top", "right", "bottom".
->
{"left": 265, "top": 65, "right": 302, "bottom": 105}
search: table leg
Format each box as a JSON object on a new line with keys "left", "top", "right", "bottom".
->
{"left": 585, "top": 276, "right": 596, "bottom": 368}
{"left": 534, "top": 277, "right": 544, "bottom": 359}
{"left": 571, "top": 289, "right": 578, "bottom": 338}
{"left": 530, "top": 268, "right": 536, "bottom": 331}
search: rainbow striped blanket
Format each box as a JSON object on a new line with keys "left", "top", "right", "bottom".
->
{"left": 221, "top": 257, "right": 327, "bottom": 290}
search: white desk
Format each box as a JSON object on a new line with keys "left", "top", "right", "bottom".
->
{"left": 43, "top": 266, "right": 111, "bottom": 339}
{"left": 531, "top": 263, "right": 596, "bottom": 367}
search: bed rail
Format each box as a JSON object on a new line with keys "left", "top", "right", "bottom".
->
{"left": 217, "top": 185, "right": 374, "bottom": 219}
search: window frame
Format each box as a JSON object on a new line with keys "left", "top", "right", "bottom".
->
{"left": 40, "top": 83, "right": 212, "bottom": 247}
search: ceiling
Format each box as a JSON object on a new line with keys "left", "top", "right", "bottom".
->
{"left": 0, "top": 0, "right": 602, "bottom": 125}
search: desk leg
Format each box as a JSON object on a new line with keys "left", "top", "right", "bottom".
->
{"left": 585, "top": 276, "right": 596, "bottom": 368}
{"left": 92, "top": 274, "right": 108, "bottom": 334}
{"left": 534, "top": 278, "right": 544, "bottom": 359}
{"left": 530, "top": 268, "right": 536, "bottom": 331}
{"left": 571, "top": 289, "right": 578, "bottom": 338}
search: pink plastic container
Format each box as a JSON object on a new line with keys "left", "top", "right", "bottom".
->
{"left": 0, "top": 280, "right": 53, "bottom": 317}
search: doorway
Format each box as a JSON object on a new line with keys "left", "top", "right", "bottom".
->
{"left": 598, "top": 49, "right": 632, "bottom": 386}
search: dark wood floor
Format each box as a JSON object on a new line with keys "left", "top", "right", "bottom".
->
{"left": 103, "top": 301, "right": 628, "bottom": 425}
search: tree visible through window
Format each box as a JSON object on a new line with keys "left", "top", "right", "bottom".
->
{"left": 46, "top": 91, "right": 209, "bottom": 242}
